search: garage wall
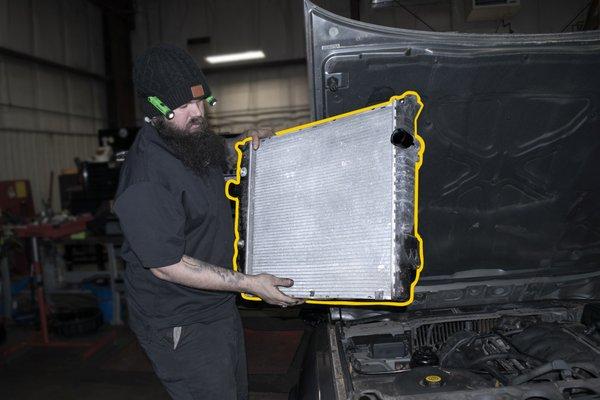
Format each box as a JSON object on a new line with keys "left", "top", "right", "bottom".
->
{"left": 348, "top": 0, "right": 592, "bottom": 34}
{"left": 0, "top": 0, "right": 108, "bottom": 211}
{"left": 205, "top": 65, "right": 310, "bottom": 133}
{"left": 131, "top": 0, "right": 592, "bottom": 134}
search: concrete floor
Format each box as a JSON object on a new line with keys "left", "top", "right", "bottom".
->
{"left": 0, "top": 307, "right": 312, "bottom": 400}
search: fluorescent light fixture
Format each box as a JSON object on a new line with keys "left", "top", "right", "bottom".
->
{"left": 205, "top": 50, "right": 266, "bottom": 64}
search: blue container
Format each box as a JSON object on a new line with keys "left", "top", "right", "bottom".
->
{"left": 82, "top": 279, "right": 113, "bottom": 324}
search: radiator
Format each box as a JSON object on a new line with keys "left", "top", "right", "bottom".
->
{"left": 240, "top": 94, "right": 423, "bottom": 301}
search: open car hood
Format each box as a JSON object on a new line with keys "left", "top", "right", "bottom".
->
{"left": 303, "top": 1, "right": 600, "bottom": 308}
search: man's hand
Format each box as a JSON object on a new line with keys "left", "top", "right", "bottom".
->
{"left": 152, "top": 256, "right": 303, "bottom": 307}
{"left": 245, "top": 127, "right": 275, "bottom": 150}
{"left": 245, "top": 273, "right": 304, "bottom": 307}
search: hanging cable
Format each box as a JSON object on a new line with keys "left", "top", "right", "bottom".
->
{"left": 393, "top": 0, "right": 436, "bottom": 31}
{"left": 560, "top": 0, "right": 593, "bottom": 32}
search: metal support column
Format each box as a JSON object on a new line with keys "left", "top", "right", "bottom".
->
{"left": 1, "top": 255, "right": 11, "bottom": 320}
{"left": 31, "top": 237, "right": 50, "bottom": 344}
{"left": 105, "top": 243, "right": 122, "bottom": 325}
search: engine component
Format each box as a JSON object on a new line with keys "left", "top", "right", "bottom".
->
{"left": 239, "top": 94, "right": 424, "bottom": 301}
{"left": 349, "top": 333, "right": 412, "bottom": 373}
{"left": 410, "top": 346, "right": 439, "bottom": 368}
{"left": 437, "top": 322, "right": 600, "bottom": 386}
{"left": 438, "top": 330, "right": 539, "bottom": 385}
{"left": 582, "top": 303, "right": 600, "bottom": 329}
{"left": 511, "top": 323, "right": 600, "bottom": 366}
{"left": 422, "top": 374, "right": 443, "bottom": 387}
{"left": 413, "top": 317, "right": 500, "bottom": 350}
{"left": 343, "top": 310, "right": 600, "bottom": 399}
{"left": 510, "top": 323, "right": 600, "bottom": 379}
{"left": 510, "top": 359, "right": 573, "bottom": 385}
{"left": 392, "top": 366, "right": 493, "bottom": 395}
{"left": 371, "top": 339, "right": 409, "bottom": 360}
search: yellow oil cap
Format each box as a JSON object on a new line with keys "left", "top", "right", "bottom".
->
{"left": 423, "top": 374, "right": 443, "bottom": 387}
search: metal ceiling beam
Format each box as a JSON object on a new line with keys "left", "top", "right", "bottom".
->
{"left": 0, "top": 46, "right": 107, "bottom": 82}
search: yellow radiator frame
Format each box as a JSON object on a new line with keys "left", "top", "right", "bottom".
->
{"left": 224, "top": 90, "right": 425, "bottom": 307}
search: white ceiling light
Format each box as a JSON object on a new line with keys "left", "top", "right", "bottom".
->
{"left": 205, "top": 50, "right": 266, "bottom": 64}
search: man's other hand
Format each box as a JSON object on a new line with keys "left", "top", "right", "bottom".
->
{"left": 245, "top": 273, "right": 304, "bottom": 307}
{"left": 245, "top": 127, "right": 275, "bottom": 150}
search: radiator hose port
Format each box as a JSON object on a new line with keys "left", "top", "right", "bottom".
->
{"left": 391, "top": 128, "right": 414, "bottom": 148}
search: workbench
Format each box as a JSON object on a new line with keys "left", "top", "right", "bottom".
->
{"left": 2, "top": 217, "right": 118, "bottom": 360}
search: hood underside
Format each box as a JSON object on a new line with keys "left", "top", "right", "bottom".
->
{"left": 304, "top": 1, "right": 600, "bottom": 291}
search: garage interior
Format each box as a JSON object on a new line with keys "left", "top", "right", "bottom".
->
{"left": 0, "top": 1, "right": 599, "bottom": 399}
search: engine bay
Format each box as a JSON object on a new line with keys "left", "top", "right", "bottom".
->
{"left": 336, "top": 303, "right": 600, "bottom": 399}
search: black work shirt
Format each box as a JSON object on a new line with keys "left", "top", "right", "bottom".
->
{"left": 114, "top": 123, "right": 235, "bottom": 329}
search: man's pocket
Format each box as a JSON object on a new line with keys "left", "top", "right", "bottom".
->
{"left": 173, "top": 326, "right": 182, "bottom": 350}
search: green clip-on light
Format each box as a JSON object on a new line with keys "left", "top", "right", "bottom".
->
{"left": 147, "top": 94, "right": 217, "bottom": 120}
{"left": 148, "top": 96, "right": 174, "bottom": 119}
{"left": 206, "top": 95, "right": 217, "bottom": 106}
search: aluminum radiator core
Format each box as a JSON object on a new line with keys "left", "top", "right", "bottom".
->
{"left": 234, "top": 93, "right": 424, "bottom": 303}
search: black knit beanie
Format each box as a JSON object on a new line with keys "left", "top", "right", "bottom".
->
{"left": 133, "top": 43, "right": 213, "bottom": 118}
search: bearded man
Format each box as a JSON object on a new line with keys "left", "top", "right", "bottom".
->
{"left": 114, "top": 44, "right": 302, "bottom": 400}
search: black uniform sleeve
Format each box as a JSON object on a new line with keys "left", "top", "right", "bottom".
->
{"left": 114, "top": 181, "right": 185, "bottom": 268}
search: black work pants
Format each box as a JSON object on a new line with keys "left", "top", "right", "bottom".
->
{"left": 129, "top": 310, "right": 248, "bottom": 400}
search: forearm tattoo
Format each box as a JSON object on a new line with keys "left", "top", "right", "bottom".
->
{"left": 181, "top": 255, "right": 245, "bottom": 288}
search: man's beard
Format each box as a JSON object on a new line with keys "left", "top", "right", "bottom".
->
{"left": 154, "top": 116, "right": 228, "bottom": 176}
